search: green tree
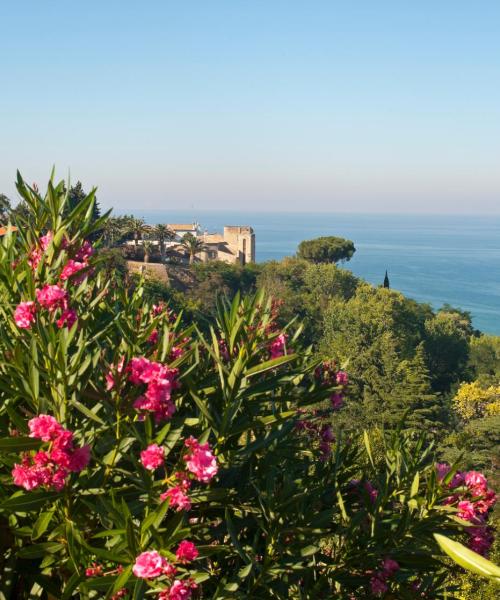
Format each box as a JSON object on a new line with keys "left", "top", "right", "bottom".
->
{"left": 152, "top": 223, "right": 176, "bottom": 261}
{"left": 66, "top": 181, "right": 101, "bottom": 223}
{"left": 398, "top": 343, "right": 442, "bottom": 429}
{"left": 424, "top": 308, "right": 473, "bottom": 392}
{"left": 126, "top": 217, "right": 150, "bottom": 255}
{"left": 468, "top": 334, "right": 500, "bottom": 385}
{"left": 142, "top": 239, "right": 153, "bottom": 263}
{"left": 297, "top": 235, "right": 356, "bottom": 264}
{"left": 181, "top": 232, "right": 205, "bottom": 264}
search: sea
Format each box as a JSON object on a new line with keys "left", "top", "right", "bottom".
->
{"left": 125, "top": 210, "right": 500, "bottom": 336}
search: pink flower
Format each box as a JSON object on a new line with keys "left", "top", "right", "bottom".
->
{"left": 382, "top": 558, "right": 399, "bottom": 576}
{"left": 450, "top": 471, "right": 465, "bottom": 488}
{"left": 370, "top": 574, "right": 388, "bottom": 595}
{"left": 152, "top": 303, "right": 164, "bottom": 316}
{"left": 60, "top": 259, "right": 87, "bottom": 282}
{"left": 184, "top": 437, "right": 218, "bottom": 483}
{"left": 467, "top": 526, "right": 494, "bottom": 556}
{"left": 36, "top": 285, "right": 68, "bottom": 311}
{"left": 14, "top": 301, "right": 37, "bottom": 329}
{"left": 29, "top": 415, "right": 64, "bottom": 441}
{"left": 28, "top": 247, "right": 42, "bottom": 269}
{"left": 365, "top": 481, "right": 378, "bottom": 503}
{"left": 128, "top": 357, "right": 179, "bottom": 422}
{"left": 159, "top": 580, "right": 197, "bottom": 600}
{"left": 40, "top": 231, "right": 53, "bottom": 251}
{"left": 68, "top": 445, "right": 91, "bottom": 472}
{"left": 320, "top": 425, "right": 335, "bottom": 443}
{"left": 56, "top": 308, "right": 78, "bottom": 329}
{"left": 330, "top": 393, "right": 344, "bottom": 410}
{"left": 11, "top": 462, "right": 43, "bottom": 490}
{"left": 269, "top": 333, "right": 287, "bottom": 359}
{"left": 435, "top": 462, "right": 450, "bottom": 481}
{"left": 170, "top": 346, "right": 184, "bottom": 361}
{"left": 140, "top": 444, "right": 165, "bottom": 471}
{"left": 132, "top": 550, "right": 169, "bottom": 579}
{"left": 148, "top": 329, "right": 159, "bottom": 345}
{"left": 106, "top": 356, "right": 126, "bottom": 390}
{"left": 336, "top": 371, "right": 348, "bottom": 385}
{"left": 175, "top": 540, "right": 198, "bottom": 563}
{"left": 161, "top": 485, "right": 192, "bottom": 511}
{"left": 75, "top": 240, "right": 94, "bottom": 262}
{"left": 457, "top": 500, "right": 476, "bottom": 521}
{"left": 465, "top": 471, "right": 488, "bottom": 495}
{"left": 15, "top": 416, "right": 90, "bottom": 491}
{"left": 475, "top": 489, "right": 497, "bottom": 514}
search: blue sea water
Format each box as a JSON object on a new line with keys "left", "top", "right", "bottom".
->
{"left": 127, "top": 210, "right": 500, "bottom": 336}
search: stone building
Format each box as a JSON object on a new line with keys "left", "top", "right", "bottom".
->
{"left": 200, "top": 225, "right": 255, "bottom": 265}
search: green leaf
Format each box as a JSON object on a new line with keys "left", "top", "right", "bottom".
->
{"left": 1, "top": 491, "right": 60, "bottom": 513}
{"left": 300, "top": 545, "right": 319, "bottom": 557}
{"left": 410, "top": 472, "right": 420, "bottom": 498}
{"left": 434, "top": 533, "right": 500, "bottom": 580}
{"left": 32, "top": 510, "right": 55, "bottom": 540}
{"left": 70, "top": 398, "right": 105, "bottom": 424}
{"left": 245, "top": 353, "right": 297, "bottom": 377}
{"left": 17, "top": 542, "right": 64, "bottom": 558}
{"left": 363, "top": 430, "right": 375, "bottom": 468}
{"left": 0, "top": 437, "right": 42, "bottom": 452}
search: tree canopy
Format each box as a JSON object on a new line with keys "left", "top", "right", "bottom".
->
{"left": 297, "top": 235, "right": 356, "bottom": 264}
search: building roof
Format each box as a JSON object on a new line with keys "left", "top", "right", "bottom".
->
{"left": 203, "top": 233, "right": 225, "bottom": 244}
{"left": 167, "top": 223, "right": 198, "bottom": 231}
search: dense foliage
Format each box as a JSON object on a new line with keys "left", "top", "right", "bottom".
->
{"left": 297, "top": 236, "right": 356, "bottom": 264}
{"left": 0, "top": 174, "right": 498, "bottom": 599}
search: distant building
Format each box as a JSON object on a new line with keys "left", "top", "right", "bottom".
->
{"left": 123, "top": 221, "right": 255, "bottom": 265}
{"left": 200, "top": 226, "right": 255, "bottom": 265}
{"left": 166, "top": 223, "right": 200, "bottom": 238}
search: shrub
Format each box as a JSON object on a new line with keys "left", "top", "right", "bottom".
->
{"left": 0, "top": 173, "right": 496, "bottom": 599}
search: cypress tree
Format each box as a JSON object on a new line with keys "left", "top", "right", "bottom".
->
{"left": 383, "top": 270, "right": 390, "bottom": 288}
{"left": 399, "top": 343, "right": 441, "bottom": 430}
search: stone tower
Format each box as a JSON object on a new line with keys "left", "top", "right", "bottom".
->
{"left": 223, "top": 226, "right": 255, "bottom": 265}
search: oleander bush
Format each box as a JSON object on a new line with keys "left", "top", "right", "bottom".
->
{"left": 0, "top": 173, "right": 497, "bottom": 599}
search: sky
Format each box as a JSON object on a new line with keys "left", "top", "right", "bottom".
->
{"left": 1, "top": 1, "right": 499, "bottom": 213}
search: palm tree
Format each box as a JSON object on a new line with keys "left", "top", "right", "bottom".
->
{"left": 143, "top": 240, "right": 153, "bottom": 264}
{"left": 153, "top": 224, "right": 176, "bottom": 261}
{"left": 181, "top": 233, "right": 206, "bottom": 265}
{"left": 126, "top": 217, "right": 150, "bottom": 256}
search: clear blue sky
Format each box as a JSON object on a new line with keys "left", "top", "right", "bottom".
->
{"left": 1, "top": 1, "right": 499, "bottom": 213}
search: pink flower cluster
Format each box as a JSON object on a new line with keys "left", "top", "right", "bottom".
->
{"left": 60, "top": 259, "right": 87, "bottom": 283}
{"left": 132, "top": 545, "right": 198, "bottom": 599}
{"left": 159, "top": 438, "right": 218, "bottom": 511}
{"left": 27, "top": 231, "right": 53, "bottom": 269}
{"left": 15, "top": 284, "right": 77, "bottom": 330}
{"left": 105, "top": 356, "right": 126, "bottom": 391}
{"left": 348, "top": 479, "right": 379, "bottom": 504}
{"left": 128, "top": 357, "right": 180, "bottom": 422}
{"left": 436, "top": 464, "right": 496, "bottom": 555}
{"left": 268, "top": 333, "right": 288, "bottom": 359}
{"left": 12, "top": 415, "right": 90, "bottom": 491}
{"left": 314, "top": 361, "right": 348, "bottom": 411}
{"left": 160, "top": 472, "right": 192, "bottom": 511}
{"left": 14, "top": 301, "right": 36, "bottom": 329}
{"left": 140, "top": 444, "right": 165, "bottom": 470}
{"left": 369, "top": 558, "right": 400, "bottom": 596}
{"left": 183, "top": 436, "right": 218, "bottom": 483}
{"left": 15, "top": 238, "right": 94, "bottom": 330}
{"left": 296, "top": 416, "right": 335, "bottom": 460}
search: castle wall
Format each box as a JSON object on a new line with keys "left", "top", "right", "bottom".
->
{"left": 223, "top": 226, "right": 255, "bottom": 264}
